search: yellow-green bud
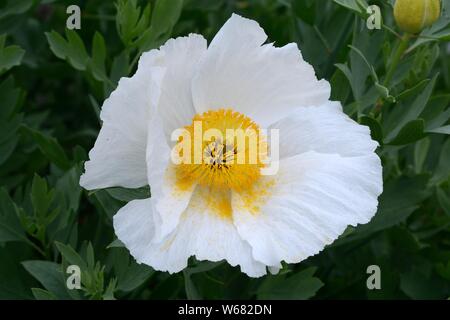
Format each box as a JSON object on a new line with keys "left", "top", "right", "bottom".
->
{"left": 394, "top": 0, "right": 441, "bottom": 34}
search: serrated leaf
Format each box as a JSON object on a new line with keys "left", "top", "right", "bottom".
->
{"left": 116, "top": 0, "right": 151, "bottom": 46}
{"left": 136, "top": 0, "right": 183, "bottom": 51}
{"left": 55, "top": 242, "right": 87, "bottom": 271}
{"left": 45, "top": 30, "right": 89, "bottom": 71}
{"left": 21, "top": 125, "right": 71, "bottom": 170}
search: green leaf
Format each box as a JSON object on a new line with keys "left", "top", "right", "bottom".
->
{"left": 22, "top": 260, "right": 74, "bottom": 299}
{"left": 21, "top": 125, "right": 71, "bottom": 170}
{"left": 90, "top": 190, "right": 123, "bottom": 220}
{"left": 107, "top": 238, "right": 125, "bottom": 249}
{"left": 396, "top": 79, "right": 430, "bottom": 101}
{"left": 88, "top": 94, "right": 101, "bottom": 122}
{"left": 183, "top": 261, "right": 222, "bottom": 300}
{"left": 116, "top": 262, "right": 153, "bottom": 292}
{"left": 422, "top": 95, "right": 450, "bottom": 130}
{"left": 45, "top": 30, "right": 89, "bottom": 71}
{"left": 0, "top": 0, "right": 33, "bottom": 20}
{"left": 0, "top": 244, "right": 33, "bottom": 299}
{"left": 436, "top": 188, "right": 450, "bottom": 216}
{"left": 430, "top": 139, "right": 450, "bottom": 185}
{"left": 31, "top": 174, "right": 55, "bottom": 219}
{"left": 105, "top": 186, "right": 151, "bottom": 202}
{"left": 54, "top": 242, "right": 87, "bottom": 271}
{"left": 90, "top": 32, "right": 108, "bottom": 82}
{"left": 0, "top": 188, "right": 27, "bottom": 243}
{"left": 385, "top": 75, "right": 437, "bottom": 140}
{"left": 414, "top": 137, "right": 430, "bottom": 173}
{"left": 408, "top": 17, "right": 450, "bottom": 52}
{"left": 55, "top": 165, "right": 82, "bottom": 213}
{"left": 0, "top": 76, "right": 22, "bottom": 119}
{"left": 0, "top": 34, "right": 25, "bottom": 75}
{"left": 31, "top": 288, "right": 57, "bottom": 300}
{"left": 375, "top": 82, "right": 395, "bottom": 102}
{"left": 427, "top": 125, "right": 450, "bottom": 135}
{"left": 86, "top": 242, "right": 95, "bottom": 270}
{"left": 102, "top": 279, "right": 117, "bottom": 300}
{"left": 183, "top": 270, "right": 201, "bottom": 300}
{"left": 333, "top": 175, "right": 430, "bottom": 246}
{"left": 360, "top": 175, "right": 430, "bottom": 233}
{"left": 115, "top": 0, "right": 151, "bottom": 46}
{"left": 387, "top": 119, "right": 426, "bottom": 145}
{"left": 400, "top": 268, "right": 446, "bottom": 299}
{"left": 110, "top": 51, "right": 129, "bottom": 86}
{"left": 360, "top": 116, "right": 383, "bottom": 143}
{"left": 333, "top": 0, "right": 368, "bottom": 16}
{"left": 292, "top": 0, "right": 316, "bottom": 25}
{"left": 0, "top": 77, "right": 23, "bottom": 165}
{"left": 257, "top": 267, "right": 324, "bottom": 300}
{"left": 136, "top": 0, "right": 183, "bottom": 51}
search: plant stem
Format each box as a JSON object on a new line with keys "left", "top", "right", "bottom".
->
{"left": 384, "top": 33, "right": 411, "bottom": 87}
{"left": 26, "top": 239, "right": 46, "bottom": 257}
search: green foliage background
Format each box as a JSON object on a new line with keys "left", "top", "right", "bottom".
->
{"left": 0, "top": 0, "right": 449, "bottom": 300}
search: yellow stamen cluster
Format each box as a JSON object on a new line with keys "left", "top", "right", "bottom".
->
{"left": 175, "top": 109, "right": 266, "bottom": 193}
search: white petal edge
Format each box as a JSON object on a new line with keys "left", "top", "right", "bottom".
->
{"left": 80, "top": 34, "right": 206, "bottom": 190}
{"left": 268, "top": 101, "right": 379, "bottom": 159}
{"left": 232, "top": 151, "right": 383, "bottom": 267}
{"left": 192, "top": 14, "right": 330, "bottom": 127}
{"left": 155, "top": 34, "right": 207, "bottom": 142}
{"left": 145, "top": 98, "right": 196, "bottom": 242}
{"left": 80, "top": 50, "right": 164, "bottom": 190}
{"left": 114, "top": 187, "right": 267, "bottom": 278}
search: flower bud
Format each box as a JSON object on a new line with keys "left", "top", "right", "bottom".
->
{"left": 394, "top": 0, "right": 441, "bottom": 34}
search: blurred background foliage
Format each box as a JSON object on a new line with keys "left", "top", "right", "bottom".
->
{"left": 0, "top": 0, "right": 449, "bottom": 300}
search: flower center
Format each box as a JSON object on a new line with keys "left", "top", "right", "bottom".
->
{"left": 174, "top": 109, "right": 266, "bottom": 193}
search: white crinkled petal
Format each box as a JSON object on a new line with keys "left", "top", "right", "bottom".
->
{"left": 145, "top": 107, "right": 196, "bottom": 242}
{"left": 192, "top": 14, "right": 330, "bottom": 127}
{"left": 114, "top": 187, "right": 267, "bottom": 277}
{"left": 81, "top": 34, "right": 206, "bottom": 190}
{"left": 80, "top": 51, "right": 164, "bottom": 190}
{"left": 232, "top": 151, "right": 383, "bottom": 267}
{"left": 156, "top": 34, "right": 207, "bottom": 141}
{"left": 268, "top": 101, "right": 379, "bottom": 159}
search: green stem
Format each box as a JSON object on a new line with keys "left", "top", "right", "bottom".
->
{"left": 128, "top": 50, "right": 142, "bottom": 74}
{"left": 384, "top": 33, "right": 411, "bottom": 87}
{"left": 26, "top": 238, "right": 46, "bottom": 257}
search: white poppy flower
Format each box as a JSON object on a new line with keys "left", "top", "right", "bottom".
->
{"left": 80, "top": 14, "right": 383, "bottom": 277}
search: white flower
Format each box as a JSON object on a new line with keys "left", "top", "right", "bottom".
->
{"left": 80, "top": 14, "right": 383, "bottom": 277}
